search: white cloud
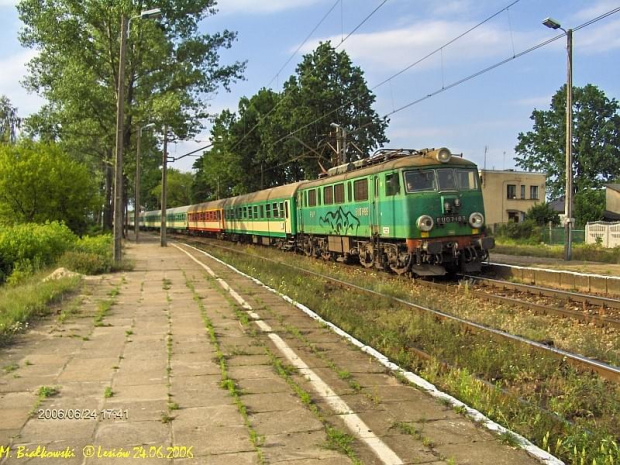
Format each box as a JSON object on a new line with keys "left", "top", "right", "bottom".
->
{"left": 0, "top": 49, "right": 45, "bottom": 116}
{"left": 216, "top": 0, "right": 325, "bottom": 15}
{"left": 299, "top": 20, "right": 526, "bottom": 75}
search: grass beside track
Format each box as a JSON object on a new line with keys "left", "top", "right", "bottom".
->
{"left": 0, "top": 271, "right": 82, "bottom": 345}
{"left": 196, "top": 240, "right": 620, "bottom": 465}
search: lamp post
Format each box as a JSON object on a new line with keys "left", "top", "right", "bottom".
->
{"left": 113, "top": 8, "right": 162, "bottom": 265}
{"left": 135, "top": 122, "right": 155, "bottom": 243}
{"left": 543, "top": 17, "right": 573, "bottom": 261}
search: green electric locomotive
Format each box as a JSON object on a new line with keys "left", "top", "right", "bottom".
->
{"left": 296, "top": 147, "right": 494, "bottom": 276}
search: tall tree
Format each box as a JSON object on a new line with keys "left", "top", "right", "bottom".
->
{"left": 515, "top": 84, "right": 620, "bottom": 200}
{"left": 150, "top": 168, "right": 194, "bottom": 208}
{"left": 0, "top": 96, "right": 21, "bottom": 144}
{"left": 194, "top": 41, "right": 389, "bottom": 195}
{"left": 18, "top": 0, "right": 245, "bottom": 227}
{"left": 0, "top": 142, "right": 98, "bottom": 233}
{"left": 193, "top": 89, "right": 284, "bottom": 200}
{"left": 274, "top": 41, "right": 389, "bottom": 180}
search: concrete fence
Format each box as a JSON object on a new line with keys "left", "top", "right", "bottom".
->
{"left": 585, "top": 222, "right": 620, "bottom": 248}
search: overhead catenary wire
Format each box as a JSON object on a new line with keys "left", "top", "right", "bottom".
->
{"left": 174, "top": 5, "right": 620, "bottom": 164}
{"left": 271, "top": 4, "right": 620, "bottom": 149}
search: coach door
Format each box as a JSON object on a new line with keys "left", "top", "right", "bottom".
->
{"left": 370, "top": 175, "right": 380, "bottom": 236}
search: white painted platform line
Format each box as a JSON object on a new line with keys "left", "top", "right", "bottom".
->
{"left": 173, "top": 243, "right": 405, "bottom": 465}
{"left": 176, "top": 242, "right": 564, "bottom": 465}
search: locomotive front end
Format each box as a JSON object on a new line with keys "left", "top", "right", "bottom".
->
{"left": 402, "top": 148, "right": 494, "bottom": 275}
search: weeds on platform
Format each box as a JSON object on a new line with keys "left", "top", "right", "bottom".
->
{"left": 202, "top": 244, "right": 620, "bottom": 465}
{"left": 183, "top": 272, "right": 265, "bottom": 464}
{"left": 0, "top": 272, "right": 82, "bottom": 345}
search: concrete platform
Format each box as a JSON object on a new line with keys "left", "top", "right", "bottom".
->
{"left": 0, "top": 238, "right": 551, "bottom": 464}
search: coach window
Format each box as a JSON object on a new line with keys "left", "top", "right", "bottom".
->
{"left": 272, "top": 202, "right": 279, "bottom": 218}
{"left": 324, "top": 186, "right": 333, "bottom": 205}
{"left": 347, "top": 182, "right": 352, "bottom": 202}
{"left": 253, "top": 205, "right": 258, "bottom": 218}
{"left": 334, "top": 183, "right": 345, "bottom": 204}
{"left": 318, "top": 188, "right": 322, "bottom": 205}
{"left": 266, "top": 203, "right": 271, "bottom": 218}
{"left": 259, "top": 205, "right": 264, "bottom": 218}
{"left": 353, "top": 179, "right": 368, "bottom": 201}
{"left": 283, "top": 202, "right": 288, "bottom": 218}
{"left": 386, "top": 173, "right": 400, "bottom": 196}
{"left": 308, "top": 189, "right": 317, "bottom": 207}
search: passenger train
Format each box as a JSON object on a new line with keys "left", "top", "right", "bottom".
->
{"left": 137, "top": 147, "right": 494, "bottom": 276}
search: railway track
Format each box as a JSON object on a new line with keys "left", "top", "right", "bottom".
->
{"left": 175, "top": 235, "right": 620, "bottom": 384}
{"left": 424, "top": 276, "right": 620, "bottom": 330}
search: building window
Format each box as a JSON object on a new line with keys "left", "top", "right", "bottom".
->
{"left": 530, "top": 185, "right": 539, "bottom": 200}
{"left": 508, "top": 211, "right": 520, "bottom": 223}
{"left": 520, "top": 185, "right": 526, "bottom": 199}
{"left": 507, "top": 184, "right": 516, "bottom": 199}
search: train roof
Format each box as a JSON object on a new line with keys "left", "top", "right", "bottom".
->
{"left": 224, "top": 181, "right": 307, "bottom": 205}
{"left": 188, "top": 181, "right": 307, "bottom": 212}
{"left": 300, "top": 148, "right": 477, "bottom": 189}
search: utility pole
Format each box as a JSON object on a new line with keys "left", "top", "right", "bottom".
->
{"left": 113, "top": 14, "right": 128, "bottom": 266}
{"left": 564, "top": 28, "right": 573, "bottom": 261}
{"left": 160, "top": 125, "right": 168, "bottom": 247}
{"left": 135, "top": 123, "right": 155, "bottom": 243}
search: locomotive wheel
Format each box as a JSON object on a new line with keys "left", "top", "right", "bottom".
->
{"left": 302, "top": 238, "right": 315, "bottom": 257}
{"left": 359, "top": 243, "right": 374, "bottom": 268}
{"left": 386, "top": 244, "right": 411, "bottom": 275}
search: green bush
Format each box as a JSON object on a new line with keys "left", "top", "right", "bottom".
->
{"left": 72, "top": 235, "right": 112, "bottom": 258}
{"left": 0, "top": 222, "right": 77, "bottom": 283}
{"left": 494, "top": 219, "right": 542, "bottom": 244}
{"left": 58, "top": 251, "right": 112, "bottom": 275}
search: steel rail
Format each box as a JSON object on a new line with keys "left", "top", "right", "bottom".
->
{"left": 421, "top": 280, "right": 620, "bottom": 330}
{"left": 465, "top": 274, "right": 620, "bottom": 310}
{"left": 181, "top": 236, "right": 620, "bottom": 384}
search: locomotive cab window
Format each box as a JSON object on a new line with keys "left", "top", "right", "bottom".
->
{"left": 404, "top": 170, "right": 435, "bottom": 192}
{"left": 437, "top": 169, "right": 457, "bottom": 190}
{"left": 456, "top": 169, "right": 479, "bottom": 190}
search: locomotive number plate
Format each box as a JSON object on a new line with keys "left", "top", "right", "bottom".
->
{"left": 436, "top": 215, "right": 466, "bottom": 225}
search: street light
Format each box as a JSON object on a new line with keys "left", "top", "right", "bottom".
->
{"left": 113, "top": 8, "right": 162, "bottom": 265}
{"left": 543, "top": 17, "right": 573, "bottom": 261}
{"left": 135, "top": 123, "right": 155, "bottom": 243}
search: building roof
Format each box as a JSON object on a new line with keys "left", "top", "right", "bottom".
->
{"left": 606, "top": 184, "right": 620, "bottom": 193}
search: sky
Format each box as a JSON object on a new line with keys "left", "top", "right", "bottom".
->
{"left": 1, "top": 0, "right": 619, "bottom": 173}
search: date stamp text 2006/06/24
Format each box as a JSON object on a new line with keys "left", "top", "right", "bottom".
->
{"left": 36, "top": 408, "right": 129, "bottom": 420}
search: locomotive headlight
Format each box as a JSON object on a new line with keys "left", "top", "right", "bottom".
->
{"left": 417, "top": 215, "right": 434, "bottom": 232}
{"left": 436, "top": 147, "right": 452, "bottom": 163}
{"left": 469, "top": 212, "right": 484, "bottom": 228}
{"left": 454, "top": 198, "right": 461, "bottom": 207}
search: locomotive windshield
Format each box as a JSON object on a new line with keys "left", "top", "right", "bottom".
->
{"left": 404, "top": 170, "right": 436, "bottom": 192}
{"left": 404, "top": 168, "right": 479, "bottom": 193}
